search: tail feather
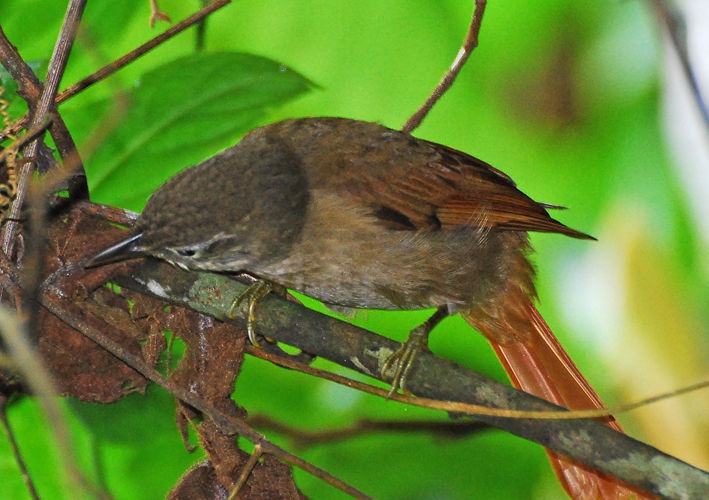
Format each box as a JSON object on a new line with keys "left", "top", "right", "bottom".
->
{"left": 462, "top": 302, "right": 654, "bottom": 500}
{"left": 492, "top": 304, "right": 612, "bottom": 414}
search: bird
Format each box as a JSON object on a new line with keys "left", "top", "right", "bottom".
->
{"left": 85, "top": 117, "right": 646, "bottom": 499}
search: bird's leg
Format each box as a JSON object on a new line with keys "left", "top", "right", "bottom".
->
{"left": 229, "top": 280, "right": 284, "bottom": 345}
{"left": 382, "top": 306, "right": 449, "bottom": 396}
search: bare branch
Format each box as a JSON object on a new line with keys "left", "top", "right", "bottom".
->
{"left": 402, "top": 0, "right": 487, "bottom": 133}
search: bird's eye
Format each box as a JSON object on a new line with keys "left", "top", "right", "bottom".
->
{"left": 176, "top": 248, "right": 197, "bottom": 257}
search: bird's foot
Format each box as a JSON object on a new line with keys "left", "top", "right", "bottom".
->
{"left": 381, "top": 324, "right": 431, "bottom": 397}
{"left": 381, "top": 306, "right": 448, "bottom": 397}
{"left": 229, "top": 280, "right": 282, "bottom": 345}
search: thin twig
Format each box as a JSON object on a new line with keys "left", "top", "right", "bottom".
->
{"left": 248, "top": 414, "right": 491, "bottom": 448}
{"left": 0, "top": 397, "right": 41, "bottom": 500}
{"left": 650, "top": 0, "right": 709, "bottom": 130}
{"left": 228, "top": 443, "right": 264, "bottom": 500}
{"left": 56, "top": 0, "right": 232, "bottom": 104}
{"left": 149, "top": 0, "right": 172, "bottom": 28}
{"left": 0, "top": 121, "right": 53, "bottom": 165}
{"left": 401, "top": 0, "right": 487, "bottom": 134}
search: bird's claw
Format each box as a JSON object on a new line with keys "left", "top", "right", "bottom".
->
{"left": 381, "top": 325, "right": 430, "bottom": 397}
{"left": 228, "top": 280, "right": 275, "bottom": 346}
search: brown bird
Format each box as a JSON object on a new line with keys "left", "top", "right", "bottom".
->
{"left": 86, "top": 117, "right": 646, "bottom": 499}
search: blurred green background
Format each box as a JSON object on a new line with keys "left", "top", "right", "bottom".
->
{"left": 2, "top": 0, "right": 708, "bottom": 498}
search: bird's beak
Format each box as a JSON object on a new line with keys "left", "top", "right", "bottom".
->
{"left": 83, "top": 233, "right": 145, "bottom": 268}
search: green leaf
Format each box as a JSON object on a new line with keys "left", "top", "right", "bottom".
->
{"left": 67, "top": 52, "right": 314, "bottom": 210}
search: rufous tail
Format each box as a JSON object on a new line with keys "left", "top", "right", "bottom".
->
{"left": 462, "top": 302, "right": 654, "bottom": 500}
